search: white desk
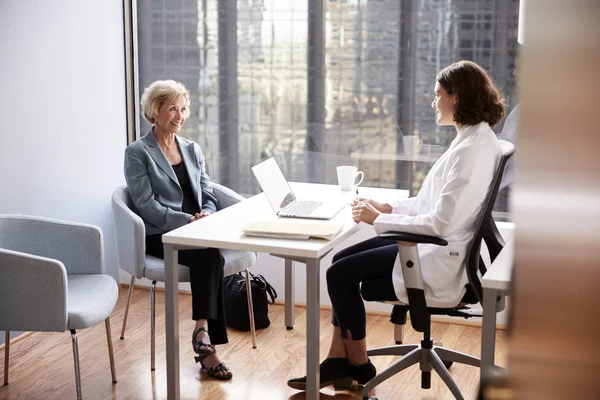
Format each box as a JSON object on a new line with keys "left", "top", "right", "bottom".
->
{"left": 162, "top": 182, "right": 406, "bottom": 400}
{"left": 480, "top": 237, "right": 514, "bottom": 387}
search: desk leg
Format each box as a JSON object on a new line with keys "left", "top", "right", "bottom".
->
{"left": 481, "top": 287, "right": 499, "bottom": 388}
{"left": 305, "top": 258, "right": 320, "bottom": 400}
{"left": 285, "top": 259, "right": 295, "bottom": 330}
{"left": 164, "top": 244, "right": 180, "bottom": 400}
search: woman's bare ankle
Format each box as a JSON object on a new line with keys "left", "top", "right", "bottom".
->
{"left": 326, "top": 350, "right": 347, "bottom": 359}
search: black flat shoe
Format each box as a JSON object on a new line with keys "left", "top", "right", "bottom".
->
{"left": 287, "top": 358, "right": 353, "bottom": 391}
{"left": 352, "top": 359, "right": 377, "bottom": 384}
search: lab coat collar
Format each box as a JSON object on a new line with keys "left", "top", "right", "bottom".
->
{"left": 453, "top": 121, "right": 490, "bottom": 146}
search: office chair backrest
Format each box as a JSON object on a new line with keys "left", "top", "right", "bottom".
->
{"left": 464, "top": 140, "right": 515, "bottom": 305}
{"left": 111, "top": 186, "right": 146, "bottom": 279}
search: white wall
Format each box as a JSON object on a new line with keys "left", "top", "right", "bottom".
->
{"left": 0, "top": 0, "right": 126, "bottom": 279}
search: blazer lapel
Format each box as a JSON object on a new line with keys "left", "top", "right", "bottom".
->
{"left": 143, "top": 129, "right": 178, "bottom": 185}
{"left": 177, "top": 136, "right": 201, "bottom": 204}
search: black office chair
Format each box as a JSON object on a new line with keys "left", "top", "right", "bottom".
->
{"left": 360, "top": 140, "right": 515, "bottom": 400}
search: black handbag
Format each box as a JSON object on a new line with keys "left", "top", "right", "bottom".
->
{"left": 223, "top": 272, "right": 277, "bottom": 331}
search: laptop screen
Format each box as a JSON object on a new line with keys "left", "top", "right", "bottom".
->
{"left": 251, "top": 158, "right": 296, "bottom": 213}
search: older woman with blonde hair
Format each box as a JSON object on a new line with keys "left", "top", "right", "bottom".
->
{"left": 124, "top": 80, "right": 232, "bottom": 380}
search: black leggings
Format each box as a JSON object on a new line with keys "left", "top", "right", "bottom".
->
{"left": 146, "top": 234, "right": 228, "bottom": 345}
{"left": 326, "top": 236, "right": 399, "bottom": 341}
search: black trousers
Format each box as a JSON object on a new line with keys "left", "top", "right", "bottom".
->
{"left": 326, "top": 236, "right": 399, "bottom": 341}
{"left": 146, "top": 234, "right": 228, "bottom": 345}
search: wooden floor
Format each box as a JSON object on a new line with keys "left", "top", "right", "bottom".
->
{"left": 0, "top": 287, "right": 506, "bottom": 400}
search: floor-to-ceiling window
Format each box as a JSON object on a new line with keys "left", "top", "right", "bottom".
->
{"left": 132, "top": 0, "right": 519, "bottom": 217}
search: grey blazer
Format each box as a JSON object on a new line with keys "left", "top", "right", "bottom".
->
{"left": 124, "top": 129, "right": 218, "bottom": 235}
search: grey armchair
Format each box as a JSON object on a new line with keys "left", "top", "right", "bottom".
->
{"left": 0, "top": 215, "right": 119, "bottom": 400}
{"left": 111, "top": 183, "right": 258, "bottom": 371}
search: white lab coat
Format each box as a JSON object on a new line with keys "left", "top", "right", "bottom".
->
{"left": 374, "top": 122, "right": 502, "bottom": 307}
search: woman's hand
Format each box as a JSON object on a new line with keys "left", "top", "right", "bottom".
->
{"left": 352, "top": 201, "right": 381, "bottom": 225}
{"left": 352, "top": 198, "right": 393, "bottom": 214}
{"left": 188, "top": 210, "right": 213, "bottom": 223}
{"left": 199, "top": 209, "right": 212, "bottom": 218}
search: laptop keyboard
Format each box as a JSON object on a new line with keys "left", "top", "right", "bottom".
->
{"left": 282, "top": 200, "right": 323, "bottom": 216}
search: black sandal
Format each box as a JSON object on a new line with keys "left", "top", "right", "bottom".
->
{"left": 192, "top": 327, "right": 216, "bottom": 356}
{"left": 195, "top": 355, "right": 233, "bottom": 380}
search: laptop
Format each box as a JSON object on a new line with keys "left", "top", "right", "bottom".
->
{"left": 251, "top": 158, "right": 346, "bottom": 220}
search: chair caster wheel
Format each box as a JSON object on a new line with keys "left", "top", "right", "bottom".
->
{"left": 443, "top": 360, "right": 453, "bottom": 369}
{"left": 395, "top": 341, "right": 402, "bottom": 345}
{"left": 286, "top": 326, "right": 293, "bottom": 330}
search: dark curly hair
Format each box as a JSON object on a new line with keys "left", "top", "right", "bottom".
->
{"left": 436, "top": 60, "right": 506, "bottom": 127}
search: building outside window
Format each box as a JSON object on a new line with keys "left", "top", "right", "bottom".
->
{"left": 134, "top": 0, "right": 519, "bottom": 217}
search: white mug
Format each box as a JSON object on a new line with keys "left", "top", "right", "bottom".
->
{"left": 336, "top": 166, "right": 364, "bottom": 191}
{"left": 402, "top": 136, "right": 423, "bottom": 154}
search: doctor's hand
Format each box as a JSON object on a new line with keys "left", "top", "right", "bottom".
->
{"left": 352, "top": 198, "right": 392, "bottom": 214}
{"left": 352, "top": 201, "right": 381, "bottom": 225}
{"left": 352, "top": 197, "right": 369, "bottom": 206}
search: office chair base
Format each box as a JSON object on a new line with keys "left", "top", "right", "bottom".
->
{"left": 364, "top": 344, "right": 479, "bottom": 400}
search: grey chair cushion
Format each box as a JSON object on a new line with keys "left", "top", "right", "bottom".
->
{"left": 142, "top": 250, "right": 257, "bottom": 282}
{"left": 223, "top": 249, "right": 256, "bottom": 276}
{"left": 67, "top": 274, "right": 119, "bottom": 330}
{"left": 144, "top": 255, "right": 191, "bottom": 282}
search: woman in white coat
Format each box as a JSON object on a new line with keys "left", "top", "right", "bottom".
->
{"left": 288, "top": 60, "right": 506, "bottom": 391}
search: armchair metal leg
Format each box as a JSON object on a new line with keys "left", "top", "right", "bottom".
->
{"left": 434, "top": 346, "right": 480, "bottom": 367}
{"left": 367, "top": 343, "right": 418, "bottom": 357}
{"left": 429, "top": 349, "right": 464, "bottom": 400}
{"left": 362, "top": 347, "right": 422, "bottom": 399}
{"left": 70, "top": 329, "right": 83, "bottom": 400}
{"left": 105, "top": 318, "right": 117, "bottom": 383}
{"left": 150, "top": 281, "right": 157, "bottom": 371}
{"left": 4, "top": 330, "right": 9, "bottom": 385}
{"left": 120, "top": 276, "right": 136, "bottom": 339}
{"left": 244, "top": 269, "right": 257, "bottom": 348}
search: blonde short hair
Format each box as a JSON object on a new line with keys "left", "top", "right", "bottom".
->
{"left": 140, "top": 80, "right": 191, "bottom": 125}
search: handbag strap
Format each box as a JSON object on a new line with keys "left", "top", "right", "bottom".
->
{"left": 246, "top": 272, "right": 277, "bottom": 304}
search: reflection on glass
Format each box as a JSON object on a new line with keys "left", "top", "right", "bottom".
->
{"left": 136, "top": 0, "right": 519, "bottom": 216}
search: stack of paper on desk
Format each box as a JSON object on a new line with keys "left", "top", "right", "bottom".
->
{"left": 243, "top": 219, "right": 344, "bottom": 240}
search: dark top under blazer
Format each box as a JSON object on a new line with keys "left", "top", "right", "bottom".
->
{"left": 124, "top": 129, "right": 218, "bottom": 235}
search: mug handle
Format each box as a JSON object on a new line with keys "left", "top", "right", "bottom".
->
{"left": 354, "top": 171, "right": 364, "bottom": 187}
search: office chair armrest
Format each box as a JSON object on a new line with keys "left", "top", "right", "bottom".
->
{"left": 378, "top": 232, "right": 446, "bottom": 332}
{"left": 0, "top": 248, "right": 68, "bottom": 332}
{"left": 379, "top": 231, "right": 448, "bottom": 246}
{"left": 212, "top": 183, "right": 246, "bottom": 209}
